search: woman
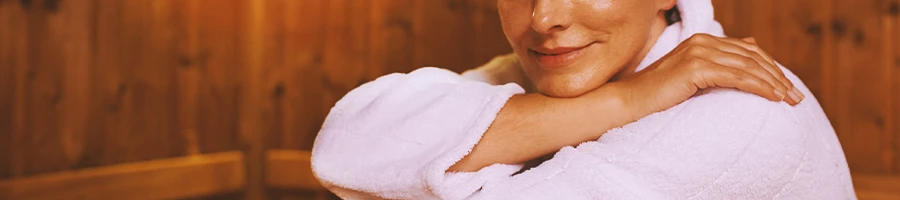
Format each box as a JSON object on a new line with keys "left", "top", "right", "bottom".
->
{"left": 311, "top": 0, "right": 855, "bottom": 199}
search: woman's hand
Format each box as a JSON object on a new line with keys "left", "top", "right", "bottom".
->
{"left": 612, "top": 34, "right": 805, "bottom": 120}
{"left": 450, "top": 34, "right": 804, "bottom": 172}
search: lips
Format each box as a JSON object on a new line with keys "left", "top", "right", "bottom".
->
{"left": 529, "top": 43, "right": 594, "bottom": 69}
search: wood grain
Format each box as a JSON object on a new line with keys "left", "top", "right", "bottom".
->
{"left": 239, "top": 0, "right": 267, "bottom": 198}
{"left": 266, "top": 150, "right": 322, "bottom": 191}
{"left": 1, "top": 0, "right": 900, "bottom": 198}
{"left": 413, "top": 0, "right": 474, "bottom": 73}
{"left": 831, "top": 0, "right": 895, "bottom": 173}
{"left": 853, "top": 174, "right": 900, "bottom": 199}
{"left": 892, "top": 0, "right": 900, "bottom": 174}
{"left": 0, "top": 151, "right": 245, "bottom": 200}
{"left": 0, "top": 0, "right": 26, "bottom": 180}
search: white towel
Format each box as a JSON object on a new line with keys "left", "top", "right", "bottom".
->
{"left": 311, "top": 0, "right": 856, "bottom": 199}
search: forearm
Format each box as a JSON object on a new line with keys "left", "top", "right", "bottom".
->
{"left": 448, "top": 83, "right": 635, "bottom": 172}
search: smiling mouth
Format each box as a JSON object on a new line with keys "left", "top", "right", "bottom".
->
{"left": 529, "top": 43, "right": 594, "bottom": 69}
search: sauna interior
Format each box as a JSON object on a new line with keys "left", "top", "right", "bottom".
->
{"left": 1, "top": 0, "right": 899, "bottom": 199}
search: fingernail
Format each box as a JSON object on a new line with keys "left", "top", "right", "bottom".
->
{"left": 774, "top": 90, "right": 786, "bottom": 101}
{"left": 790, "top": 88, "right": 805, "bottom": 103}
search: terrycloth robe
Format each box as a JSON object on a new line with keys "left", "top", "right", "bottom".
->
{"left": 311, "top": 0, "right": 856, "bottom": 199}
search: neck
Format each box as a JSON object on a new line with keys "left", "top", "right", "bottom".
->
{"left": 611, "top": 12, "right": 671, "bottom": 81}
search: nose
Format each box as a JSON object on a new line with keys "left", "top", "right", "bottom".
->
{"left": 531, "top": 0, "right": 574, "bottom": 34}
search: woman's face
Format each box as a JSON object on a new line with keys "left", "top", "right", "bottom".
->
{"left": 499, "top": 0, "right": 675, "bottom": 97}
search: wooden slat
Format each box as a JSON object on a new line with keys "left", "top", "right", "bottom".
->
{"left": 0, "top": 151, "right": 245, "bottom": 200}
{"left": 93, "top": 0, "right": 186, "bottom": 167}
{"left": 56, "top": 0, "right": 94, "bottom": 171}
{"left": 887, "top": 0, "right": 900, "bottom": 174}
{"left": 770, "top": 0, "right": 832, "bottom": 101}
{"left": 266, "top": 150, "right": 323, "bottom": 191}
{"left": 412, "top": 0, "right": 474, "bottom": 72}
{"left": 468, "top": 0, "right": 513, "bottom": 65}
{"left": 853, "top": 174, "right": 900, "bottom": 199}
{"left": 20, "top": 0, "right": 69, "bottom": 177}
{"left": 174, "top": 0, "right": 243, "bottom": 154}
{"left": 369, "top": 0, "right": 414, "bottom": 79}
{"left": 274, "top": 0, "right": 329, "bottom": 150}
{"left": 831, "top": 0, "right": 895, "bottom": 173}
{"left": 0, "top": 0, "right": 28, "bottom": 180}
{"left": 240, "top": 0, "right": 268, "bottom": 199}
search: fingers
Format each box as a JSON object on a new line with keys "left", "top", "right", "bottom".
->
{"left": 693, "top": 47, "right": 792, "bottom": 104}
{"left": 698, "top": 41, "right": 795, "bottom": 104}
{"left": 691, "top": 59, "right": 782, "bottom": 102}
{"left": 719, "top": 37, "right": 786, "bottom": 84}
{"left": 715, "top": 37, "right": 805, "bottom": 103}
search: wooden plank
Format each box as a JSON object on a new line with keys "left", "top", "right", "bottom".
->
{"left": 368, "top": 0, "right": 414, "bottom": 80}
{"left": 175, "top": 0, "right": 202, "bottom": 156}
{"left": 92, "top": 0, "right": 187, "bottom": 167}
{"left": 0, "top": 0, "right": 28, "bottom": 180}
{"left": 412, "top": 0, "right": 474, "bottom": 73}
{"left": 240, "top": 0, "right": 268, "bottom": 199}
{"left": 53, "top": 0, "right": 94, "bottom": 172}
{"left": 711, "top": 0, "right": 737, "bottom": 34}
{"left": 0, "top": 151, "right": 245, "bottom": 200}
{"left": 852, "top": 174, "right": 900, "bottom": 199}
{"left": 19, "top": 0, "right": 70, "bottom": 177}
{"left": 857, "top": 191, "right": 900, "bottom": 200}
{"left": 468, "top": 0, "right": 513, "bottom": 66}
{"left": 892, "top": 0, "right": 900, "bottom": 174}
{"left": 279, "top": 0, "right": 328, "bottom": 151}
{"left": 769, "top": 0, "right": 832, "bottom": 101}
{"left": 321, "top": 0, "right": 371, "bottom": 123}
{"left": 266, "top": 150, "right": 323, "bottom": 190}
{"left": 831, "top": 0, "right": 895, "bottom": 173}
{"left": 181, "top": 0, "right": 242, "bottom": 154}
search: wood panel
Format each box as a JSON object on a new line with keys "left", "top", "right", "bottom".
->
{"left": 714, "top": 0, "right": 899, "bottom": 175}
{"left": 853, "top": 174, "right": 900, "bottom": 199}
{"left": 893, "top": 0, "right": 900, "bottom": 174}
{"left": 831, "top": 0, "right": 895, "bottom": 174}
{"left": 2, "top": 0, "right": 900, "bottom": 198}
{"left": 265, "top": 150, "right": 321, "bottom": 191}
{"left": 882, "top": 0, "right": 900, "bottom": 173}
{"left": 0, "top": 0, "right": 26, "bottom": 180}
{"left": 0, "top": 151, "right": 244, "bottom": 200}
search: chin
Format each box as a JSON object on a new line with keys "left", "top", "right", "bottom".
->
{"left": 535, "top": 79, "right": 605, "bottom": 98}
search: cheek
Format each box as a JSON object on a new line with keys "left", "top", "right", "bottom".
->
{"left": 498, "top": 0, "right": 532, "bottom": 50}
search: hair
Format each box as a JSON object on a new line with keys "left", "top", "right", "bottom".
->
{"left": 665, "top": 6, "right": 681, "bottom": 25}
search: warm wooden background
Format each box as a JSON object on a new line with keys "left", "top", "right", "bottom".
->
{"left": 0, "top": 0, "right": 898, "bottom": 199}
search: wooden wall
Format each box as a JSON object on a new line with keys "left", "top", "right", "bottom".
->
{"left": 712, "top": 0, "right": 900, "bottom": 198}
{"left": 0, "top": 0, "right": 898, "bottom": 199}
{"left": 0, "top": 0, "right": 511, "bottom": 199}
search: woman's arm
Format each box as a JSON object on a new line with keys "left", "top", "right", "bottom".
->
{"left": 449, "top": 35, "right": 804, "bottom": 172}
{"left": 449, "top": 83, "right": 633, "bottom": 172}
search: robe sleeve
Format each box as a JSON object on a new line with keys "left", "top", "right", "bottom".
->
{"left": 311, "top": 67, "right": 526, "bottom": 200}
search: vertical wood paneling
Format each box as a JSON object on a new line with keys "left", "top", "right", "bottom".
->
{"left": 94, "top": 0, "right": 185, "bottom": 166}
{"left": 413, "top": 0, "right": 474, "bottom": 72}
{"left": 887, "top": 0, "right": 900, "bottom": 174}
{"left": 468, "top": 0, "right": 512, "bottom": 65}
{"left": 189, "top": 0, "right": 242, "bottom": 154}
{"left": 21, "top": 0, "right": 70, "bottom": 177}
{"left": 56, "top": 0, "right": 95, "bottom": 170}
{"left": 770, "top": 0, "right": 832, "bottom": 101}
{"left": 832, "top": 0, "right": 895, "bottom": 173}
{"left": 285, "top": 0, "right": 328, "bottom": 151}
{"left": 369, "top": 0, "right": 414, "bottom": 79}
{"left": 238, "top": 0, "right": 267, "bottom": 198}
{"left": 322, "top": 0, "right": 371, "bottom": 109}
{"left": 2, "top": 0, "right": 900, "bottom": 198}
{"left": 0, "top": 0, "right": 27, "bottom": 180}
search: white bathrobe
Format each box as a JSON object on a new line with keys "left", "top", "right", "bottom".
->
{"left": 311, "top": 0, "right": 857, "bottom": 199}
